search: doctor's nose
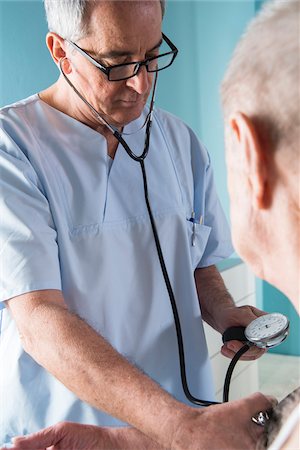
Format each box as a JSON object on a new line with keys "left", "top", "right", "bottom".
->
{"left": 125, "top": 66, "right": 151, "bottom": 95}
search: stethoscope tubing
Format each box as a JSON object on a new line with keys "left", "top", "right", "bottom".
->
{"left": 140, "top": 159, "right": 219, "bottom": 406}
{"left": 59, "top": 57, "right": 157, "bottom": 161}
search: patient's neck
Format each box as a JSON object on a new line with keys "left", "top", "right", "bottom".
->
{"left": 264, "top": 207, "right": 299, "bottom": 314}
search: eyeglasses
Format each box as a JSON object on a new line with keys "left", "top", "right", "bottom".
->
{"left": 66, "top": 33, "right": 178, "bottom": 82}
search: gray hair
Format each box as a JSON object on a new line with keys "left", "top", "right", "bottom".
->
{"left": 221, "top": 0, "right": 299, "bottom": 159}
{"left": 44, "top": 0, "right": 166, "bottom": 42}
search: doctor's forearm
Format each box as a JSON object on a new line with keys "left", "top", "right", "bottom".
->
{"left": 7, "top": 291, "right": 187, "bottom": 449}
{"left": 194, "top": 265, "right": 235, "bottom": 333}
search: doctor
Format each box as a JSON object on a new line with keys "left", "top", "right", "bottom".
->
{"left": 0, "top": 1, "right": 270, "bottom": 449}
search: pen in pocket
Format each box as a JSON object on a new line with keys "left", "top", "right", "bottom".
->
{"left": 189, "top": 212, "right": 203, "bottom": 247}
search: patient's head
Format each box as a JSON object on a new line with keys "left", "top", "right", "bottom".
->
{"left": 221, "top": 0, "right": 299, "bottom": 306}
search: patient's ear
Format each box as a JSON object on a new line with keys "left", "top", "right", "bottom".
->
{"left": 229, "top": 112, "right": 270, "bottom": 210}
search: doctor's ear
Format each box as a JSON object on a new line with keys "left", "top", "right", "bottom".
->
{"left": 46, "top": 32, "right": 72, "bottom": 74}
{"left": 229, "top": 112, "right": 270, "bottom": 210}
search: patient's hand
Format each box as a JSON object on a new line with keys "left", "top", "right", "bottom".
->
{"left": 1, "top": 422, "right": 163, "bottom": 450}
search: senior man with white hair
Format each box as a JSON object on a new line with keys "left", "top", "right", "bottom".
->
{"left": 0, "top": 0, "right": 271, "bottom": 449}
{"left": 221, "top": 0, "right": 300, "bottom": 448}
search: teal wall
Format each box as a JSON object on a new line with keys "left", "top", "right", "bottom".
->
{"left": 0, "top": 0, "right": 57, "bottom": 104}
{"left": 1, "top": 0, "right": 298, "bottom": 355}
{"left": 257, "top": 281, "right": 300, "bottom": 356}
{"left": 157, "top": 1, "right": 255, "bottom": 219}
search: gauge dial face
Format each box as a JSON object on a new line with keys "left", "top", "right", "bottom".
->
{"left": 245, "top": 313, "right": 289, "bottom": 345}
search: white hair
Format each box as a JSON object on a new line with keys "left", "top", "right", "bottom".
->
{"left": 44, "top": 0, "right": 166, "bottom": 42}
{"left": 221, "top": 0, "right": 299, "bottom": 157}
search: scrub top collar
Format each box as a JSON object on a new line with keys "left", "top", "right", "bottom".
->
{"left": 37, "top": 93, "right": 149, "bottom": 141}
{"left": 121, "top": 105, "right": 150, "bottom": 136}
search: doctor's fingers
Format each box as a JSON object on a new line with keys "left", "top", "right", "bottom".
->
{"left": 245, "top": 393, "right": 278, "bottom": 441}
{"left": 218, "top": 392, "right": 276, "bottom": 443}
{"left": 221, "top": 341, "right": 266, "bottom": 360}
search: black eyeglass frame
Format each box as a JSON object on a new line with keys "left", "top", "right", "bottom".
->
{"left": 66, "top": 33, "right": 178, "bottom": 81}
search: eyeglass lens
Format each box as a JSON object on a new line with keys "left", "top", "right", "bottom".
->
{"left": 108, "top": 53, "right": 175, "bottom": 81}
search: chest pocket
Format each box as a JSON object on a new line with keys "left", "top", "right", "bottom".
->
{"left": 185, "top": 220, "right": 211, "bottom": 269}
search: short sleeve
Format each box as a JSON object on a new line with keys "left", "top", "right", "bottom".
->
{"left": 193, "top": 145, "right": 234, "bottom": 268}
{"left": 0, "top": 127, "right": 62, "bottom": 308}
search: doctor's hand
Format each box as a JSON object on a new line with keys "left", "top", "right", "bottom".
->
{"left": 171, "top": 392, "right": 276, "bottom": 450}
{"left": 3, "top": 423, "right": 163, "bottom": 450}
{"left": 219, "top": 305, "right": 267, "bottom": 361}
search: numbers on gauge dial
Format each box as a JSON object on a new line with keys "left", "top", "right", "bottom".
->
{"left": 245, "top": 313, "right": 288, "bottom": 340}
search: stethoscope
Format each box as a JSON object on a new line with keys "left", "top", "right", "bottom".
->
{"left": 60, "top": 59, "right": 290, "bottom": 408}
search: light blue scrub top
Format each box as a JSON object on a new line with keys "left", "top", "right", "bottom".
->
{"left": 0, "top": 95, "right": 233, "bottom": 442}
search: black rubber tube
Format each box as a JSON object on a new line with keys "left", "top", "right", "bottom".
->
{"left": 223, "top": 344, "right": 251, "bottom": 403}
